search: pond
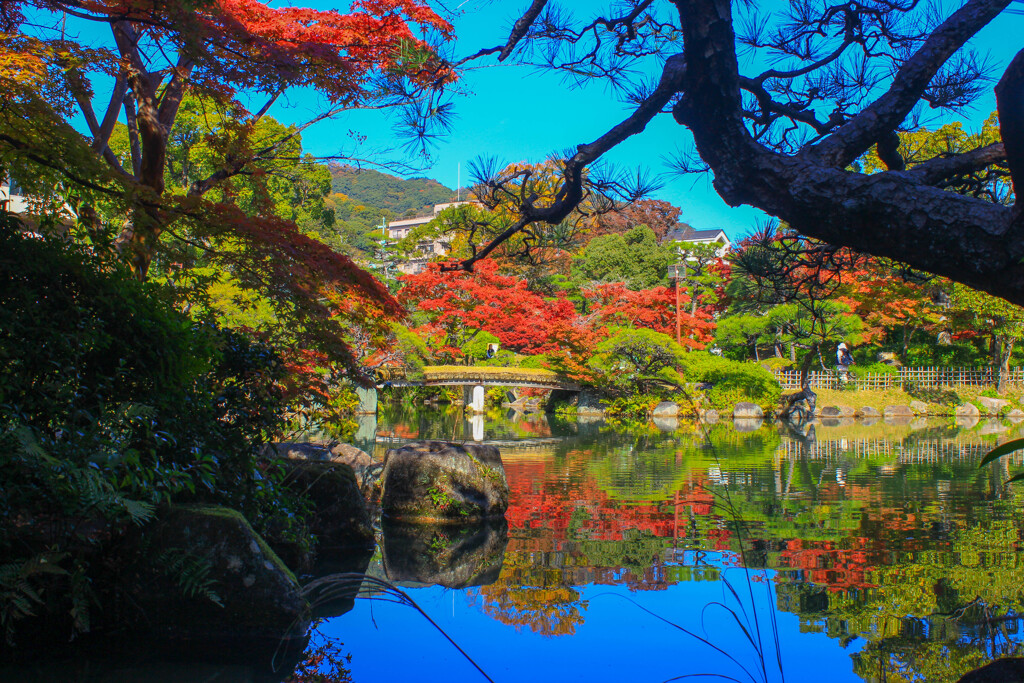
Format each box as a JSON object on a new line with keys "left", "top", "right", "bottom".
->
{"left": 6, "top": 408, "right": 1023, "bottom": 682}
{"left": 332, "top": 407, "right": 1024, "bottom": 683}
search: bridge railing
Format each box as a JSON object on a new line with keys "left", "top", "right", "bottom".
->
{"left": 422, "top": 365, "right": 572, "bottom": 386}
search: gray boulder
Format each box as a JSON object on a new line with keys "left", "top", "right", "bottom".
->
{"left": 278, "top": 460, "right": 373, "bottom": 551}
{"left": 264, "top": 441, "right": 331, "bottom": 460}
{"left": 577, "top": 390, "right": 606, "bottom": 416}
{"left": 652, "top": 401, "right": 680, "bottom": 418}
{"left": 884, "top": 405, "right": 914, "bottom": 417}
{"left": 956, "top": 403, "right": 981, "bottom": 417}
{"left": 381, "top": 441, "right": 509, "bottom": 523}
{"left": 1009, "top": 409, "right": 1024, "bottom": 422}
{"left": 128, "top": 506, "right": 309, "bottom": 645}
{"left": 733, "top": 402, "right": 764, "bottom": 419}
{"left": 978, "top": 396, "right": 1010, "bottom": 415}
{"left": 701, "top": 409, "right": 720, "bottom": 424}
{"left": 819, "top": 405, "right": 855, "bottom": 418}
{"left": 329, "top": 442, "right": 374, "bottom": 467}
{"left": 909, "top": 400, "right": 929, "bottom": 414}
{"left": 857, "top": 406, "right": 881, "bottom": 418}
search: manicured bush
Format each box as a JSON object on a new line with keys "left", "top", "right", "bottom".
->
{"left": 677, "top": 353, "right": 781, "bottom": 411}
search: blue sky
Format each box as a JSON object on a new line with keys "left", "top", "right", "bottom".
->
{"left": 59, "top": 1, "right": 1021, "bottom": 240}
{"left": 280, "top": 1, "right": 1022, "bottom": 240}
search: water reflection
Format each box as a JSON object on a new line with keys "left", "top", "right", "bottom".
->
{"left": 342, "top": 409, "right": 1024, "bottom": 683}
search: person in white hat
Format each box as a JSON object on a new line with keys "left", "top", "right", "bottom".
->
{"left": 836, "top": 342, "right": 854, "bottom": 383}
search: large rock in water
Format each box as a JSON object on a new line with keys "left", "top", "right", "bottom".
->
{"left": 381, "top": 441, "right": 509, "bottom": 523}
{"left": 278, "top": 460, "right": 374, "bottom": 550}
{"left": 126, "top": 505, "right": 309, "bottom": 647}
{"left": 732, "top": 402, "right": 763, "bottom": 419}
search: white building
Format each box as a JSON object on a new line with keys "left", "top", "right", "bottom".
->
{"left": 0, "top": 181, "right": 31, "bottom": 215}
{"left": 663, "top": 225, "right": 732, "bottom": 256}
{"left": 385, "top": 201, "right": 477, "bottom": 275}
{"left": 1, "top": 180, "right": 76, "bottom": 232}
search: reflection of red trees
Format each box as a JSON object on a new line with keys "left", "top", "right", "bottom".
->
{"left": 504, "top": 459, "right": 720, "bottom": 546}
{"left": 499, "top": 457, "right": 943, "bottom": 602}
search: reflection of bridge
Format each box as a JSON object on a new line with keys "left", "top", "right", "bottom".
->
{"left": 376, "top": 435, "right": 565, "bottom": 455}
{"left": 370, "top": 366, "right": 582, "bottom": 414}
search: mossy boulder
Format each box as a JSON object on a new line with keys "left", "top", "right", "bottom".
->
{"left": 380, "top": 441, "right": 509, "bottom": 523}
{"left": 819, "top": 405, "right": 855, "bottom": 418}
{"left": 278, "top": 460, "right": 374, "bottom": 552}
{"left": 382, "top": 518, "right": 507, "bottom": 588}
{"left": 733, "top": 402, "right": 764, "bottom": 419}
{"left": 126, "top": 505, "right": 309, "bottom": 647}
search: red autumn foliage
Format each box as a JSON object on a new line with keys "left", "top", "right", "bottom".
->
{"left": 398, "top": 260, "right": 577, "bottom": 355}
{"left": 584, "top": 283, "right": 716, "bottom": 349}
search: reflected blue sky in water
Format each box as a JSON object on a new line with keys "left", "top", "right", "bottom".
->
{"left": 328, "top": 410, "right": 1024, "bottom": 682}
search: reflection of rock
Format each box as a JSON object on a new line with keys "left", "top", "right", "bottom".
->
{"left": 302, "top": 544, "right": 375, "bottom": 621}
{"left": 576, "top": 416, "right": 606, "bottom": 435}
{"left": 653, "top": 416, "right": 679, "bottom": 432}
{"left": 381, "top": 441, "right": 509, "bottom": 522}
{"left": 652, "top": 401, "right": 679, "bottom": 418}
{"left": 956, "top": 658, "right": 1024, "bottom": 683}
{"left": 733, "top": 402, "right": 764, "bottom": 419}
{"left": 733, "top": 417, "right": 763, "bottom": 432}
{"left": 820, "top": 417, "right": 855, "bottom": 428}
{"left": 955, "top": 415, "right": 980, "bottom": 429}
{"left": 382, "top": 518, "right": 508, "bottom": 588}
{"left": 884, "top": 412, "right": 913, "bottom": 426}
{"left": 979, "top": 419, "right": 1009, "bottom": 435}
{"left": 1009, "top": 409, "right": 1024, "bottom": 422}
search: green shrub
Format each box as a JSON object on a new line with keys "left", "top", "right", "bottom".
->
{"left": 588, "top": 328, "right": 686, "bottom": 398}
{"left": 854, "top": 362, "right": 900, "bottom": 376}
{"left": 461, "top": 331, "right": 501, "bottom": 361}
{"left": 678, "top": 354, "right": 781, "bottom": 411}
{"left": 0, "top": 215, "right": 305, "bottom": 640}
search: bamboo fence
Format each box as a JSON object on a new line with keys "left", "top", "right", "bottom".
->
{"left": 772, "top": 366, "right": 1024, "bottom": 391}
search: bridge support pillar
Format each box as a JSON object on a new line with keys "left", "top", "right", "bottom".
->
{"left": 464, "top": 384, "right": 486, "bottom": 413}
{"left": 356, "top": 386, "right": 377, "bottom": 415}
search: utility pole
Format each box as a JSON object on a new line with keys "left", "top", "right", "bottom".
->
{"left": 668, "top": 262, "right": 687, "bottom": 346}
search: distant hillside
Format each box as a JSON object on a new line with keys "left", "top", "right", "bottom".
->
{"left": 329, "top": 164, "right": 456, "bottom": 218}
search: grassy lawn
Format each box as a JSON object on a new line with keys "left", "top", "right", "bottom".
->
{"left": 812, "top": 385, "right": 1024, "bottom": 415}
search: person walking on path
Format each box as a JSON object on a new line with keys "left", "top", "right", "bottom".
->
{"left": 836, "top": 343, "right": 854, "bottom": 383}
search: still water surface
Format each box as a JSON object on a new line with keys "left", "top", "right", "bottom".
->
{"left": 335, "top": 407, "right": 1024, "bottom": 683}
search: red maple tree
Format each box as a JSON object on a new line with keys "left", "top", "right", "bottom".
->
{"left": 398, "top": 260, "right": 577, "bottom": 356}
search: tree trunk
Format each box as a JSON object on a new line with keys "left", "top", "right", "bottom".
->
{"left": 670, "top": 0, "right": 1024, "bottom": 306}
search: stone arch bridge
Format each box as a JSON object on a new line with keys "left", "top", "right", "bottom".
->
{"left": 363, "top": 365, "right": 582, "bottom": 413}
